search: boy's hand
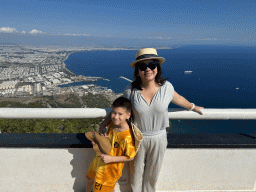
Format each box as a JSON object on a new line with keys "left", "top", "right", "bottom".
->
{"left": 100, "top": 154, "right": 113, "bottom": 164}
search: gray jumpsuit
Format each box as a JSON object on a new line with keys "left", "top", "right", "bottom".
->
{"left": 123, "top": 81, "right": 175, "bottom": 192}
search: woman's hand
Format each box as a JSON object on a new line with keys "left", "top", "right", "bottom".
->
{"left": 100, "top": 154, "right": 113, "bottom": 164}
{"left": 99, "top": 125, "right": 108, "bottom": 137}
{"left": 193, "top": 105, "right": 204, "bottom": 115}
{"left": 98, "top": 112, "right": 112, "bottom": 136}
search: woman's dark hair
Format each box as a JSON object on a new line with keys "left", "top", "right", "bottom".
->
{"left": 131, "top": 59, "right": 168, "bottom": 90}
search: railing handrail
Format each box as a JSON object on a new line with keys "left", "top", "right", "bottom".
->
{"left": 1, "top": 108, "right": 256, "bottom": 119}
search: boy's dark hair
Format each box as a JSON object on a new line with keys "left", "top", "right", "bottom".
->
{"left": 112, "top": 96, "right": 132, "bottom": 113}
{"left": 112, "top": 97, "right": 134, "bottom": 126}
{"left": 131, "top": 59, "right": 168, "bottom": 90}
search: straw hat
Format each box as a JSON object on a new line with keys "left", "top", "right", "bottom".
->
{"left": 85, "top": 131, "right": 112, "bottom": 156}
{"left": 130, "top": 48, "right": 165, "bottom": 68}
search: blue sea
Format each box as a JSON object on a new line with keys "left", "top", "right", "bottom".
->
{"left": 64, "top": 45, "right": 256, "bottom": 134}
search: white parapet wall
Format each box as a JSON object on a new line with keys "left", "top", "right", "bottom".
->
{"left": 1, "top": 148, "right": 256, "bottom": 192}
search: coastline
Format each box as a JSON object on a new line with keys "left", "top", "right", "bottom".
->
{"left": 62, "top": 52, "right": 76, "bottom": 76}
{"left": 60, "top": 47, "right": 175, "bottom": 94}
{"left": 62, "top": 50, "right": 84, "bottom": 69}
{"left": 61, "top": 49, "right": 89, "bottom": 76}
{"left": 60, "top": 50, "right": 113, "bottom": 90}
{"left": 58, "top": 45, "right": 195, "bottom": 94}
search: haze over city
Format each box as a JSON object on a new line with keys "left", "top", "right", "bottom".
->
{"left": 0, "top": 0, "right": 256, "bottom": 47}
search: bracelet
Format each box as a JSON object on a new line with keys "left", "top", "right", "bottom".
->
{"left": 189, "top": 103, "right": 195, "bottom": 111}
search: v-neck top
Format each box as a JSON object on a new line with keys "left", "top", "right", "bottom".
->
{"left": 123, "top": 81, "right": 175, "bottom": 134}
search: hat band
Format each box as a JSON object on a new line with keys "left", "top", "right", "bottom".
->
{"left": 136, "top": 54, "right": 158, "bottom": 61}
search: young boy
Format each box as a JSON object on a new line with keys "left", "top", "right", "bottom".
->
{"left": 86, "top": 97, "right": 136, "bottom": 192}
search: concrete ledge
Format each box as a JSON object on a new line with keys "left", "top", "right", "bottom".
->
{"left": 0, "top": 133, "right": 256, "bottom": 148}
{"left": 0, "top": 147, "right": 256, "bottom": 192}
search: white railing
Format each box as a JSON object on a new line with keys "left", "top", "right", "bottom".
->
{"left": 1, "top": 108, "right": 256, "bottom": 119}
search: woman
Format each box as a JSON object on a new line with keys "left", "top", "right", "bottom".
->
{"left": 99, "top": 48, "right": 203, "bottom": 192}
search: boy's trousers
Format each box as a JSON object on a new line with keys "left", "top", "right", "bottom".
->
{"left": 128, "top": 129, "right": 168, "bottom": 192}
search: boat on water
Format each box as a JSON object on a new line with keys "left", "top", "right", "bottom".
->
{"left": 184, "top": 71, "right": 193, "bottom": 74}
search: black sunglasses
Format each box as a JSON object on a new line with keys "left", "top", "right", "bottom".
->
{"left": 137, "top": 60, "right": 158, "bottom": 71}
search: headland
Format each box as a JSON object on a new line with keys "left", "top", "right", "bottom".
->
{"left": 0, "top": 45, "right": 127, "bottom": 107}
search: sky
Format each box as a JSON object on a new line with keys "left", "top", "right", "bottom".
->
{"left": 0, "top": 0, "right": 256, "bottom": 46}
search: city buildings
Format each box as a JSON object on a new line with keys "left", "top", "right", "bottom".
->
{"left": 0, "top": 45, "right": 116, "bottom": 100}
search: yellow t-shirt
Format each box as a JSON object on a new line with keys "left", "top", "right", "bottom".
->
{"left": 87, "top": 121, "right": 136, "bottom": 186}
